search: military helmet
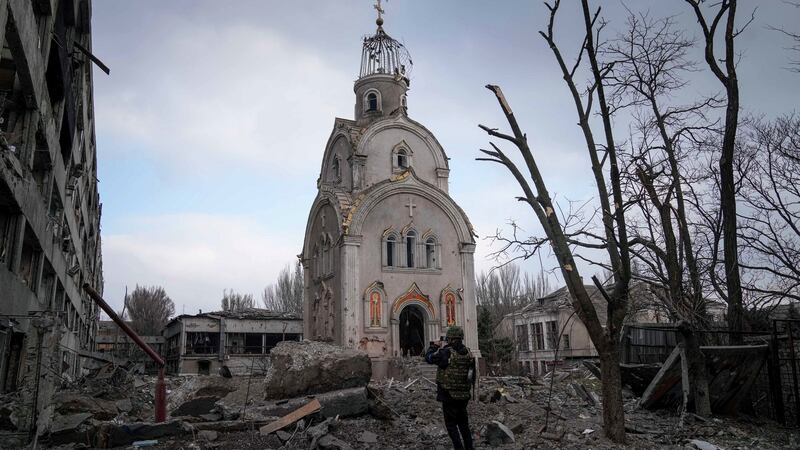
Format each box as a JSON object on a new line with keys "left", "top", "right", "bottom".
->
{"left": 446, "top": 326, "right": 465, "bottom": 340}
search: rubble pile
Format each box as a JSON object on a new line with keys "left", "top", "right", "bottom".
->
{"left": 29, "top": 352, "right": 800, "bottom": 449}
{"left": 264, "top": 340, "right": 372, "bottom": 399}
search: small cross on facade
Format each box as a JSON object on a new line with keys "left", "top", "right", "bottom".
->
{"left": 405, "top": 197, "right": 416, "bottom": 217}
{"left": 374, "top": 0, "right": 385, "bottom": 21}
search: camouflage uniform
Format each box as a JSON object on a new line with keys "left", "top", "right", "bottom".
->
{"left": 425, "top": 326, "right": 475, "bottom": 450}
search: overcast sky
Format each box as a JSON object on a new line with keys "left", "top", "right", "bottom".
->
{"left": 90, "top": 1, "right": 799, "bottom": 314}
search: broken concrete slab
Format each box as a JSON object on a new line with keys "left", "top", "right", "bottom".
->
{"left": 259, "top": 398, "right": 321, "bottom": 435}
{"left": 115, "top": 398, "right": 133, "bottom": 413}
{"left": 318, "top": 433, "right": 354, "bottom": 449}
{"left": 170, "top": 396, "right": 218, "bottom": 418}
{"left": 485, "top": 420, "right": 515, "bottom": 445}
{"left": 232, "top": 387, "right": 368, "bottom": 422}
{"left": 639, "top": 344, "right": 768, "bottom": 414}
{"left": 197, "top": 429, "right": 219, "bottom": 441}
{"left": 264, "top": 340, "right": 371, "bottom": 399}
{"left": 276, "top": 429, "right": 293, "bottom": 442}
{"left": 358, "top": 430, "right": 378, "bottom": 443}
{"left": 95, "top": 420, "right": 191, "bottom": 448}
{"left": 53, "top": 392, "right": 119, "bottom": 420}
{"left": 688, "top": 439, "right": 724, "bottom": 450}
{"left": 45, "top": 412, "right": 95, "bottom": 446}
{"left": 50, "top": 413, "right": 92, "bottom": 434}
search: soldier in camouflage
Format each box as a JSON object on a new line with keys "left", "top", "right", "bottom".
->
{"left": 425, "top": 326, "right": 476, "bottom": 450}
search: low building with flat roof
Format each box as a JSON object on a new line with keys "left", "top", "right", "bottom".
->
{"left": 95, "top": 320, "right": 164, "bottom": 373}
{"left": 163, "top": 308, "right": 303, "bottom": 375}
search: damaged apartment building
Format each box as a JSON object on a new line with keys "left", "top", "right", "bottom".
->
{"left": 0, "top": 0, "right": 103, "bottom": 438}
{"left": 163, "top": 309, "right": 303, "bottom": 376}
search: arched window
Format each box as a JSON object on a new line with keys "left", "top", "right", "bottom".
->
{"left": 397, "top": 149, "right": 408, "bottom": 169}
{"left": 406, "top": 230, "right": 416, "bottom": 268}
{"left": 425, "top": 237, "right": 437, "bottom": 269}
{"left": 391, "top": 142, "right": 412, "bottom": 173}
{"left": 367, "top": 92, "right": 378, "bottom": 111}
{"left": 386, "top": 234, "right": 396, "bottom": 267}
{"left": 401, "top": 95, "right": 407, "bottom": 109}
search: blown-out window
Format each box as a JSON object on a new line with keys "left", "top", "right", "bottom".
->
{"left": 367, "top": 92, "right": 378, "bottom": 111}
{"left": 425, "top": 237, "right": 437, "bottom": 269}
{"left": 397, "top": 149, "right": 408, "bottom": 169}
{"left": 405, "top": 230, "right": 416, "bottom": 268}
{"left": 385, "top": 234, "right": 397, "bottom": 267}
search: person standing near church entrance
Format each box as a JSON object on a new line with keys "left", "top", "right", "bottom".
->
{"left": 425, "top": 326, "right": 476, "bottom": 450}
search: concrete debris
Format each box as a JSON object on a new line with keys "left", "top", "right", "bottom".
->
{"left": 95, "top": 419, "right": 191, "bottom": 447}
{"left": 688, "top": 439, "right": 724, "bottom": 450}
{"left": 53, "top": 392, "right": 119, "bottom": 420}
{"left": 259, "top": 398, "right": 321, "bottom": 435}
{"left": 197, "top": 429, "right": 219, "bottom": 441}
{"left": 276, "top": 429, "right": 293, "bottom": 442}
{"left": 317, "top": 433, "right": 354, "bottom": 449}
{"left": 485, "top": 420, "right": 515, "bottom": 445}
{"left": 25, "top": 353, "right": 800, "bottom": 449}
{"left": 264, "top": 340, "right": 372, "bottom": 399}
{"left": 171, "top": 396, "right": 219, "bottom": 418}
{"left": 358, "top": 430, "right": 378, "bottom": 443}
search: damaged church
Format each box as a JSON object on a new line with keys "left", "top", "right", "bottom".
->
{"left": 302, "top": 12, "right": 480, "bottom": 377}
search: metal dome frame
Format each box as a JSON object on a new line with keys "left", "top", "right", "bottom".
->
{"left": 359, "top": 26, "right": 413, "bottom": 80}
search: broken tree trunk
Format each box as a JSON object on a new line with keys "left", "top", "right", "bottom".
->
{"left": 679, "top": 323, "right": 711, "bottom": 417}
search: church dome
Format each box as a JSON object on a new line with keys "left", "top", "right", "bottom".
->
{"left": 359, "top": 24, "right": 413, "bottom": 81}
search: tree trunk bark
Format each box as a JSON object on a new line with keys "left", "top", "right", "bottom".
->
{"left": 679, "top": 323, "right": 711, "bottom": 416}
{"left": 599, "top": 348, "right": 626, "bottom": 442}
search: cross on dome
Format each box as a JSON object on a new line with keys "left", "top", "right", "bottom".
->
{"left": 374, "top": 0, "right": 385, "bottom": 26}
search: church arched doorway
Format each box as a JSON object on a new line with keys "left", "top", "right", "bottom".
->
{"left": 399, "top": 305, "right": 426, "bottom": 357}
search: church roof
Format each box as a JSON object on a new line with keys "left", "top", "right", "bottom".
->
{"left": 359, "top": 23, "right": 412, "bottom": 80}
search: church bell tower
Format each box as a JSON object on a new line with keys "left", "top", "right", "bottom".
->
{"left": 354, "top": 6, "right": 412, "bottom": 125}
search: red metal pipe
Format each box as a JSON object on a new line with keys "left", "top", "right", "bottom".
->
{"left": 82, "top": 283, "right": 167, "bottom": 421}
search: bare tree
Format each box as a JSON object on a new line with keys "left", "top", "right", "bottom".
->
{"left": 221, "top": 289, "right": 255, "bottom": 312}
{"left": 477, "top": 1, "right": 632, "bottom": 441}
{"left": 606, "top": 11, "right": 720, "bottom": 329}
{"left": 476, "top": 263, "right": 550, "bottom": 325}
{"left": 684, "top": 0, "right": 752, "bottom": 342}
{"left": 769, "top": 1, "right": 800, "bottom": 72}
{"left": 262, "top": 261, "right": 304, "bottom": 314}
{"left": 738, "top": 115, "right": 800, "bottom": 303}
{"left": 521, "top": 269, "right": 552, "bottom": 303}
{"left": 125, "top": 285, "right": 175, "bottom": 336}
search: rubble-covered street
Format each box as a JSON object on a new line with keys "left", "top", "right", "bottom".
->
{"left": 31, "top": 352, "right": 800, "bottom": 450}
